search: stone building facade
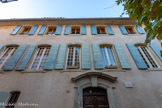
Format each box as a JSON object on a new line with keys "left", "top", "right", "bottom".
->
{"left": 0, "top": 18, "right": 161, "bottom": 108}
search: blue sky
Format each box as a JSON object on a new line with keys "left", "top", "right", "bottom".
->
{"left": 0, "top": 0, "right": 128, "bottom": 19}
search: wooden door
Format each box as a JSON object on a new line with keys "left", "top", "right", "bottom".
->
{"left": 83, "top": 87, "right": 109, "bottom": 108}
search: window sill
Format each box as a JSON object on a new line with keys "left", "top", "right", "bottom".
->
{"left": 147, "top": 68, "right": 162, "bottom": 72}
{"left": 22, "top": 70, "right": 46, "bottom": 73}
{"left": 126, "top": 34, "right": 143, "bottom": 36}
{"left": 105, "top": 65, "right": 118, "bottom": 69}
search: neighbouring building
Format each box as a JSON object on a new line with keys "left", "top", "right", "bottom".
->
{"left": 0, "top": 18, "right": 162, "bottom": 108}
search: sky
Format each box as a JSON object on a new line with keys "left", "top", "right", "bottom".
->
{"left": 0, "top": 0, "right": 128, "bottom": 19}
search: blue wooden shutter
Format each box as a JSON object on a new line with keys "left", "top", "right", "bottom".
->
{"left": 0, "top": 45, "right": 3, "bottom": 51}
{"left": 3, "top": 45, "right": 27, "bottom": 71}
{"left": 28, "top": 25, "right": 38, "bottom": 35}
{"left": 38, "top": 25, "right": 47, "bottom": 35}
{"left": 81, "top": 25, "right": 87, "bottom": 35}
{"left": 16, "top": 45, "right": 36, "bottom": 71}
{"left": 106, "top": 25, "right": 114, "bottom": 35}
{"left": 64, "top": 25, "right": 71, "bottom": 35}
{"left": 114, "top": 44, "right": 131, "bottom": 69}
{"left": 55, "top": 44, "right": 67, "bottom": 69}
{"left": 82, "top": 44, "right": 91, "bottom": 69}
{"left": 44, "top": 44, "right": 60, "bottom": 70}
{"left": 134, "top": 25, "right": 145, "bottom": 34}
{"left": 91, "top": 25, "right": 97, "bottom": 35}
{"left": 92, "top": 44, "right": 104, "bottom": 69}
{"left": 119, "top": 25, "right": 128, "bottom": 35}
{"left": 55, "top": 25, "right": 63, "bottom": 35}
{"left": 150, "top": 43, "right": 162, "bottom": 61}
{"left": 0, "top": 91, "right": 9, "bottom": 108}
{"left": 10, "top": 25, "right": 22, "bottom": 35}
{"left": 126, "top": 44, "right": 148, "bottom": 69}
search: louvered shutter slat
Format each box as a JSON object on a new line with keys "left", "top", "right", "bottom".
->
{"left": 150, "top": 43, "right": 162, "bottom": 61}
{"left": 106, "top": 26, "right": 114, "bottom": 35}
{"left": 0, "top": 91, "right": 9, "bottom": 108}
{"left": 16, "top": 45, "right": 36, "bottom": 71}
{"left": 55, "top": 25, "right": 63, "bottom": 35}
{"left": 28, "top": 25, "right": 38, "bottom": 35}
{"left": 119, "top": 25, "right": 128, "bottom": 35}
{"left": 10, "top": 25, "right": 22, "bottom": 35}
{"left": 81, "top": 25, "right": 87, "bottom": 35}
{"left": 44, "top": 44, "right": 60, "bottom": 70}
{"left": 38, "top": 25, "right": 47, "bottom": 35}
{"left": 114, "top": 44, "right": 131, "bottom": 69}
{"left": 134, "top": 25, "right": 145, "bottom": 34}
{"left": 55, "top": 44, "right": 67, "bottom": 69}
{"left": 92, "top": 44, "right": 104, "bottom": 69}
{"left": 64, "top": 25, "right": 71, "bottom": 35}
{"left": 3, "top": 45, "right": 27, "bottom": 71}
{"left": 91, "top": 25, "right": 97, "bottom": 35}
{"left": 82, "top": 44, "right": 91, "bottom": 69}
{"left": 126, "top": 44, "right": 147, "bottom": 69}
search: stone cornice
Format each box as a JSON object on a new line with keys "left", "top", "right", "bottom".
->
{"left": 0, "top": 17, "right": 136, "bottom": 26}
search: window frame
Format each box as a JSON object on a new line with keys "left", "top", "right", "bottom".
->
{"left": 45, "top": 26, "right": 57, "bottom": 35}
{"left": 125, "top": 26, "right": 137, "bottom": 34}
{"left": 71, "top": 26, "right": 81, "bottom": 35}
{"left": 29, "top": 45, "right": 51, "bottom": 70}
{"left": 19, "top": 26, "right": 32, "bottom": 35}
{"left": 100, "top": 44, "right": 118, "bottom": 69}
{"left": 96, "top": 26, "right": 107, "bottom": 35}
{"left": 66, "top": 45, "right": 81, "bottom": 69}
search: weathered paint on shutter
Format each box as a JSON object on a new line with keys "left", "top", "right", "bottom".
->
{"left": 55, "top": 25, "right": 63, "bottom": 35}
{"left": 3, "top": 45, "right": 27, "bottom": 71}
{"left": 81, "top": 44, "right": 91, "bottom": 69}
{"left": 64, "top": 25, "right": 71, "bottom": 35}
{"left": 92, "top": 44, "right": 104, "bottom": 69}
{"left": 55, "top": 44, "right": 67, "bottom": 69}
{"left": 81, "top": 25, "right": 87, "bottom": 35}
{"left": 44, "top": 44, "right": 60, "bottom": 70}
{"left": 134, "top": 25, "right": 145, "bottom": 34}
{"left": 106, "top": 26, "right": 114, "bottom": 35}
{"left": 0, "top": 91, "right": 9, "bottom": 108}
{"left": 108, "top": 88, "right": 120, "bottom": 108}
{"left": 38, "top": 25, "right": 47, "bottom": 35}
{"left": 0, "top": 45, "right": 3, "bottom": 51}
{"left": 28, "top": 25, "right": 38, "bottom": 35}
{"left": 150, "top": 43, "right": 162, "bottom": 61}
{"left": 10, "top": 25, "right": 22, "bottom": 35}
{"left": 91, "top": 25, "right": 97, "bottom": 35}
{"left": 126, "top": 44, "right": 148, "bottom": 69}
{"left": 119, "top": 25, "right": 128, "bottom": 35}
{"left": 114, "top": 44, "right": 131, "bottom": 69}
{"left": 16, "top": 45, "right": 36, "bottom": 71}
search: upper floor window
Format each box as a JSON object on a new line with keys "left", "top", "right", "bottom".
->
{"left": 97, "top": 27, "right": 106, "bottom": 34}
{"left": 0, "top": 46, "right": 17, "bottom": 69}
{"left": 30, "top": 46, "right": 50, "bottom": 70}
{"left": 46, "top": 26, "right": 56, "bottom": 35}
{"left": 71, "top": 27, "right": 80, "bottom": 34}
{"left": 137, "top": 46, "right": 159, "bottom": 68}
{"left": 20, "top": 26, "right": 31, "bottom": 35}
{"left": 125, "top": 26, "right": 136, "bottom": 34}
{"left": 67, "top": 46, "right": 80, "bottom": 69}
{"left": 100, "top": 46, "right": 117, "bottom": 69}
{"left": 6, "top": 91, "right": 20, "bottom": 108}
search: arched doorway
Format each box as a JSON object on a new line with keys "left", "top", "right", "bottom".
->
{"left": 83, "top": 87, "right": 109, "bottom": 108}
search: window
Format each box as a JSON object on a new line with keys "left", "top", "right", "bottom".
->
{"left": 125, "top": 26, "right": 136, "bottom": 34}
{"left": 20, "top": 26, "right": 31, "bottom": 35}
{"left": 100, "top": 46, "right": 117, "bottom": 69}
{"left": 137, "top": 46, "right": 159, "bottom": 68}
{"left": 46, "top": 26, "right": 56, "bottom": 35}
{"left": 31, "top": 46, "right": 50, "bottom": 70}
{"left": 97, "top": 27, "right": 106, "bottom": 34}
{"left": 0, "top": 46, "right": 17, "bottom": 69}
{"left": 67, "top": 46, "right": 80, "bottom": 69}
{"left": 6, "top": 91, "right": 20, "bottom": 108}
{"left": 71, "top": 27, "right": 80, "bottom": 34}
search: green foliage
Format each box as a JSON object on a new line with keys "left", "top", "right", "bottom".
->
{"left": 116, "top": 0, "right": 162, "bottom": 56}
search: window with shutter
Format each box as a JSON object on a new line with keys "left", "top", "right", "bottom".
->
{"left": 0, "top": 46, "right": 17, "bottom": 69}
{"left": 66, "top": 46, "right": 81, "bottom": 69}
{"left": 100, "top": 46, "right": 117, "bottom": 69}
{"left": 137, "top": 45, "right": 160, "bottom": 68}
{"left": 46, "top": 26, "right": 56, "bottom": 35}
{"left": 20, "top": 26, "right": 32, "bottom": 35}
{"left": 125, "top": 26, "right": 137, "bottom": 34}
{"left": 97, "top": 26, "right": 106, "bottom": 34}
{"left": 71, "top": 26, "right": 80, "bottom": 34}
{"left": 6, "top": 91, "right": 20, "bottom": 108}
{"left": 30, "top": 46, "right": 50, "bottom": 70}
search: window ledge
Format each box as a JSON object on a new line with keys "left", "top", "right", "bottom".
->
{"left": 22, "top": 70, "right": 46, "bottom": 73}
{"left": 103, "top": 69, "right": 126, "bottom": 72}
{"left": 147, "top": 68, "right": 162, "bottom": 72}
{"left": 126, "top": 34, "right": 143, "bottom": 36}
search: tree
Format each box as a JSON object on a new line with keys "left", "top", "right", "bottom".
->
{"left": 116, "top": 0, "right": 162, "bottom": 55}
